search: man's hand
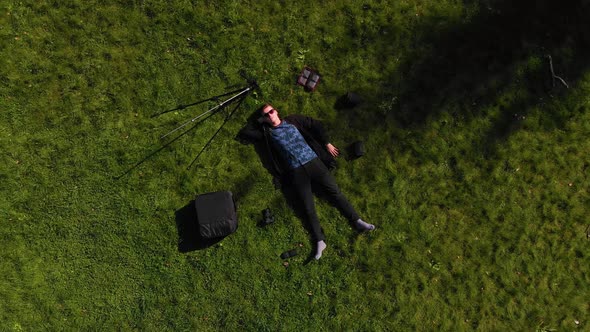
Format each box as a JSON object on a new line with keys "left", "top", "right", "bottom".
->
{"left": 326, "top": 143, "right": 340, "bottom": 158}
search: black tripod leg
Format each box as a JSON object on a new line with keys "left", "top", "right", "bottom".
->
{"left": 186, "top": 94, "right": 247, "bottom": 170}
{"left": 151, "top": 86, "right": 250, "bottom": 118}
{"left": 115, "top": 110, "right": 219, "bottom": 179}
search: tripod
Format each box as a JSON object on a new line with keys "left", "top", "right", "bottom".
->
{"left": 116, "top": 81, "right": 257, "bottom": 179}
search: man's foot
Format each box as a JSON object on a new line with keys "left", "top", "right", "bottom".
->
{"left": 314, "top": 240, "right": 327, "bottom": 260}
{"left": 354, "top": 219, "right": 375, "bottom": 231}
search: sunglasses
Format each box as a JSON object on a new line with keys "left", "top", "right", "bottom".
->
{"left": 263, "top": 108, "right": 276, "bottom": 117}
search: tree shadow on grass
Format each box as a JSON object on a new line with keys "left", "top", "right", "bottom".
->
{"left": 397, "top": 0, "right": 588, "bottom": 126}
{"left": 333, "top": 0, "right": 590, "bottom": 153}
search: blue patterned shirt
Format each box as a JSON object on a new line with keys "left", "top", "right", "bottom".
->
{"left": 269, "top": 121, "right": 318, "bottom": 169}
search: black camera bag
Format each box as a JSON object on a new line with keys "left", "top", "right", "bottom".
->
{"left": 194, "top": 191, "right": 238, "bottom": 238}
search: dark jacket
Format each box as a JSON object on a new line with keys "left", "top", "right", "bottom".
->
{"left": 237, "top": 114, "right": 336, "bottom": 182}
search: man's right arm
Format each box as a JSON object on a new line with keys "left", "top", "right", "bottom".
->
{"left": 236, "top": 122, "right": 264, "bottom": 143}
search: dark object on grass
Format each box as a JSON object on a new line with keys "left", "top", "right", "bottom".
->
{"left": 176, "top": 201, "right": 223, "bottom": 253}
{"left": 297, "top": 67, "right": 321, "bottom": 92}
{"left": 335, "top": 92, "right": 363, "bottom": 109}
{"left": 280, "top": 249, "right": 298, "bottom": 259}
{"left": 116, "top": 79, "right": 258, "bottom": 179}
{"left": 261, "top": 207, "right": 275, "bottom": 226}
{"left": 195, "top": 191, "right": 238, "bottom": 238}
{"left": 346, "top": 141, "right": 365, "bottom": 160}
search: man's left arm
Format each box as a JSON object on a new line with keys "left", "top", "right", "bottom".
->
{"left": 325, "top": 142, "right": 340, "bottom": 157}
{"left": 296, "top": 115, "right": 340, "bottom": 158}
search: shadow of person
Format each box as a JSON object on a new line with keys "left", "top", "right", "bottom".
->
{"left": 175, "top": 200, "right": 224, "bottom": 253}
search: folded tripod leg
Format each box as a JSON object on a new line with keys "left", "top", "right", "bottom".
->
{"left": 186, "top": 93, "right": 247, "bottom": 170}
{"left": 116, "top": 81, "right": 256, "bottom": 179}
{"left": 160, "top": 86, "right": 253, "bottom": 140}
{"left": 150, "top": 86, "right": 249, "bottom": 119}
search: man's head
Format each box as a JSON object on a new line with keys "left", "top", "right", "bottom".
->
{"left": 260, "top": 104, "right": 281, "bottom": 127}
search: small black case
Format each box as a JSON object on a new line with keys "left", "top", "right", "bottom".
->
{"left": 346, "top": 141, "right": 365, "bottom": 160}
{"left": 280, "top": 249, "right": 298, "bottom": 259}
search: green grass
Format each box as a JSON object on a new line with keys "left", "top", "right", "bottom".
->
{"left": 1, "top": 0, "right": 589, "bottom": 330}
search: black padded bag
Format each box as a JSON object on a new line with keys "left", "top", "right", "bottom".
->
{"left": 346, "top": 141, "right": 365, "bottom": 160}
{"left": 194, "top": 191, "right": 238, "bottom": 238}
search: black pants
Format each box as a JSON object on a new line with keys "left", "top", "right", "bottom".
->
{"left": 289, "top": 158, "right": 360, "bottom": 241}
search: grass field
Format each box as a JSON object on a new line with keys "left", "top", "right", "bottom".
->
{"left": 1, "top": 0, "right": 589, "bottom": 330}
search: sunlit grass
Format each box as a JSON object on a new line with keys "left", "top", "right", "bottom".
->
{"left": 1, "top": 0, "right": 589, "bottom": 330}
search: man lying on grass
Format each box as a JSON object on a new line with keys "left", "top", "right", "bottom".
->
{"left": 240, "top": 104, "right": 375, "bottom": 260}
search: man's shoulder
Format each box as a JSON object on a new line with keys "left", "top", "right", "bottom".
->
{"left": 285, "top": 113, "right": 310, "bottom": 119}
{"left": 284, "top": 114, "right": 312, "bottom": 125}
